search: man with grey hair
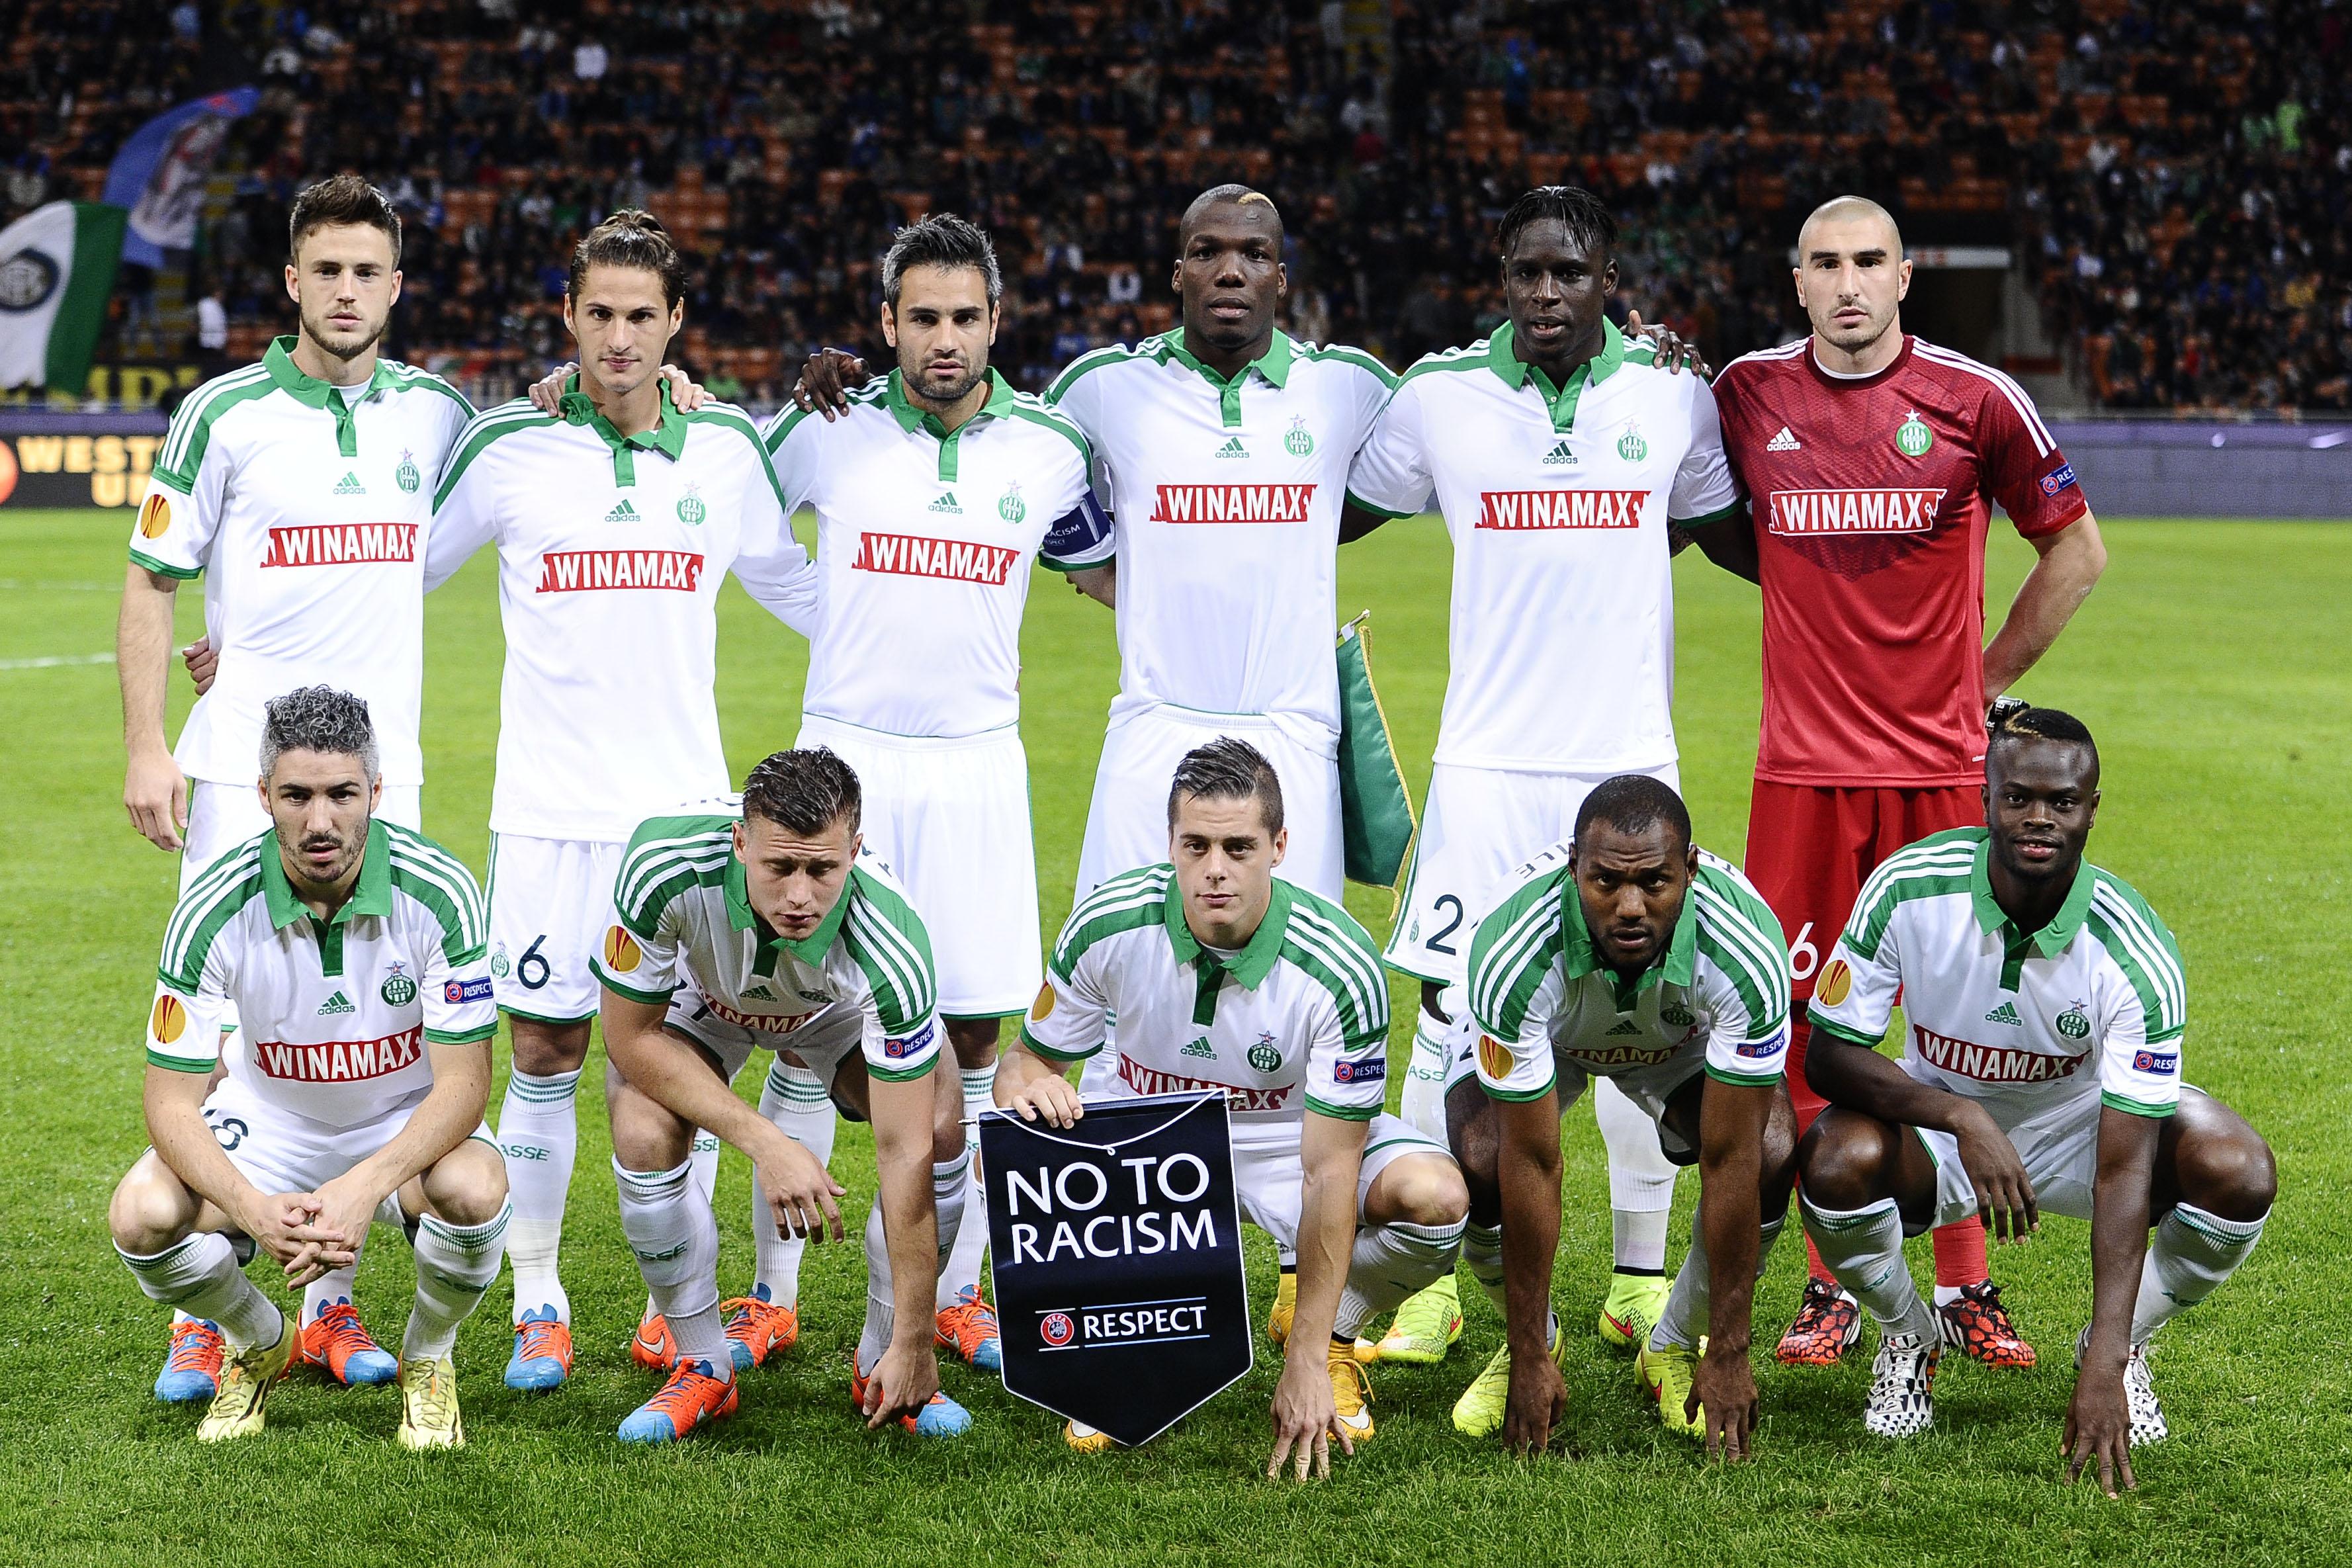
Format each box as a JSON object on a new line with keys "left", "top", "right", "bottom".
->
{"left": 108, "top": 686, "right": 510, "bottom": 1449}
{"left": 758, "top": 213, "right": 1108, "bottom": 1366}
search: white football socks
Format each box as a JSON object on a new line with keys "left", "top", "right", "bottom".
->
{"left": 1800, "top": 1195, "right": 1934, "bottom": 1341}
{"left": 1336, "top": 1217, "right": 1466, "bottom": 1340}
{"left": 1462, "top": 1221, "right": 1508, "bottom": 1317}
{"left": 615, "top": 1158, "right": 728, "bottom": 1377}
{"left": 753, "top": 1060, "right": 836, "bottom": 1306}
{"left": 1594, "top": 1075, "right": 1678, "bottom": 1271}
{"left": 500, "top": 1066, "right": 580, "bottom": 1323}
{"left": 119, "top": 1233, "right": 283, "bottom": 1352}
{"left": 1650, "top": 1216, "right": 1785, "bottom": 1351}
{"left": 857, "top": 1150, "right": 970, "bottom": 1373}
{"left": 2132, "top": 1202, "right": 2267, "bottom": 1344}
{"left": 1398, "top": 1002, "right": 1454, "bottom": 1141}
{"left": 938, "top": 1062, "right": 996, "bottom": 1309}
{"left": 404, "top": 1203, "right": 511, "bottom": 1360}
{"left": 301, "top": 1261, "right": 364, "bottom": 1332}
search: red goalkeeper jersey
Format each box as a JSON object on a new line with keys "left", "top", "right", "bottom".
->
{"left": 1712, "top": 334, "right": 2089, "bottom": 787}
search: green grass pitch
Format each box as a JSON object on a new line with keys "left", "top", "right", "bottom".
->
{"left": 1, "top": 512, "right": 2345, "bottom": 1567}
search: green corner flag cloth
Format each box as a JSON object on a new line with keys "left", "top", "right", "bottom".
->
{"left": 1336, "top": 612, "right": 1416, "bottom": 894}
{"left": 0, "top": 201, "right": 128, "bottom": 391}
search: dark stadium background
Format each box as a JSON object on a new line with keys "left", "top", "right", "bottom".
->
{"left": 3, "top": 0, "right": 2344, "bottom": 415}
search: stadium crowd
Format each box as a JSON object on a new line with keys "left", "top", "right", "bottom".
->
{"left": 3, "top": 0, "right": 2345, "bottom": 411}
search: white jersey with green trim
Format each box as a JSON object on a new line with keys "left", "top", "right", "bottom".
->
{"left": 132, "top": 338, "right": 474, "bottom": 789}
{"left": 1467, "top": 842, "right": 1790, "bottom": 1108}
{"left": 1046, "top": 332, "right": 1393, "bottom": 749}
{"left": 590, "top": 808, "right": 943, "bottom": 1083}
{"left": 1020, "top": 865, "right": 1391, "bottom": 1125}
{"left": 762, "top": 369, "right": 1098, "bottom": 738}
{"left": 144, "top": 820, "right": 495, "bottom": 1130}
{"left": 1345, "top": 320, "right": 1739, "bottom": 773}
{"left": 425, "top": 385, "right": 816, "bottom": 843}
{"left": 1808, "top": 827, "right": 2186, "bottom": 1124}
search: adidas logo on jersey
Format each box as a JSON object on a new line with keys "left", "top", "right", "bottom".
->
{"left": 317, "top": 990, "right": 355, "bottom": 1017}
{"left": 604, "top": 500, "right": 641, "bottom": 523}
{"left": 1604, "top": 1018, "right": 1643, "bottom": 1036}
{"left": 1541, "top": 440, "right": 1577, "bottom": 465}
{"left": 1215, "top": 436, "right": 1248, "bottom": 459}
{"left": 1985, "top": 1000, "right": 2023, "bottom": 1026}
{"left": 928, "top": 490, "right": 963, "bottom": 513}
{"left": 1180, "top": 1035, "right": 1216, "bottom": 1059}
{"left": 1765, "top": 426, "right": 1802, "bottom": 452}
{"left": 331, "top": 471, "right": 366, "bottom": 496}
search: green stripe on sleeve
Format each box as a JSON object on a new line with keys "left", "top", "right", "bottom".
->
{"left": 1304, "top": 1095, "right": 1380, "bottom": 1122}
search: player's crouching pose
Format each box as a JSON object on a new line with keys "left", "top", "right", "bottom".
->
{"left": 996, "top": 740, "right": 1469, "bottom": 1474}
{"left": 109, "top": 687, "right": 509, "bottom": 1448}
{"left": 591, "top": 749, "right": 973, "bottom": 1443}
{"left": 1459, "top": 777, "right": 1796, "bottom": 1458}
{"left": 1796, "top": 705, "right": 2273, "bottom": 1493}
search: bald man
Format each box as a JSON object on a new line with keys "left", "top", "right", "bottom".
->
{"left": 1686, "top": 195, "right": 2107, "bottom": 1370}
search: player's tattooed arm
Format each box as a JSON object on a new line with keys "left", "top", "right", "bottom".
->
{"left": 525, "top": 363, "right": 713, "bottom": 412}
{"left": 1808, "top": 1032, "right": 2038, "bottom": 1241}
{"left": 1494, "top": 1088, "right": 1569, "bottom": 1454}
{"left": 2067, "top": 1104, "right": 2161, "bottom": 1497}
{"left": 1688, "top": 1078, "right": 1774, "bottom": 1460}
{"left": 791, "top": 347, "right": 876, "bottom": 419}
{"left": 1625, "top": 310, "right": 1712, "bottom": 378}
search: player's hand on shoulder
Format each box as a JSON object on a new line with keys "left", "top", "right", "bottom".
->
{"left": 1952, "top": 1104, "right": 2039, "bottom": 1242}
{"left": 2064, "top": 1365, "right": 2137, "bottom": 1497}
{"left": 1691, "top": 1341, "right": 1760, "bottom": 1461}
{"left": 759, "top": 1135, "right": 848, "bottom": 1243}
{"left": 1626, "top": 310, "right": 1712, "bottom": 378}
{"left": 1501, "top": 1340, "right": 1567, "bottom": 1456}
{"left": 1268, "top": 1355, "right": 1344, "bottom": 1479}
{"left": 123, "top": 749, "right": 188, "bottom": 851}
{"left": 179, "top": 636, "right": 216, "bottom": 696}
{"left": 526, "top": 363, "right": 578, "bottom": 413}
{"left": 1004, "top": 1072, "right": 1085, "bottom": 1129}
{"left": 792, "top": 347, "right": 869, "bottom": 419}
{"left": 657, "top": 363, "right": 709, "bottom": 411}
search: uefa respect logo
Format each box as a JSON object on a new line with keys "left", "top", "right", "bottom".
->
{"left": 1041, "top": 1311, "right": 1075, "bottom": 1347}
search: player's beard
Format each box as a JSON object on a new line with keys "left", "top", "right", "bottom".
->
{"left": 280, "top": 823, "right": 365, "bottom": 890}
{"left": 905, "top": 356, "right": 984, "bottom": 408}
{"left": 299, "top": 303, "right": 388, "bottom": 363}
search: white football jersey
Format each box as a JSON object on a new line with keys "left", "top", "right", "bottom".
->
{"left": 1047, "top": 333, "right": 1393, "bottom": 748}
{"left": 145, "top": 821, "right": 496, "bottom": 1131}
{"left": 133, "top": 339, "right": 474, "bottom": 788}
{"left": 591, "top": 808, "right": 943, "bottom": 1084}
{"left": 1346, "top": 320, "right": 1739, "bottom": 773}
{"left": 1467, "top": 842, "right": 1790, "bottom": 1113}
{"left": 762, "top": 369, "right": 1103, "bottom": 738}
{"left": 426, "top": 383, "right": 817, "bottom": 842}
{"left": 1809, "top": 828, "right": 2186, "bottom": 1124}
{"left": 1020, "top": 864, "right": 1391, "bottom": 1125}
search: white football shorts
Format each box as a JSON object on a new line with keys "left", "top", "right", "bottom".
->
{"left": 1230, "top": 1113, "right": 1452, "bottom": 1253}
{"left": 487, "top": 834, "right": 626, "bottom": 1024}
{"left": 199, "top": 1074, "right": 494, "bottom": 1198}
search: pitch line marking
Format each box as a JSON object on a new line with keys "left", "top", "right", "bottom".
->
{"left": 0, "top": 653, "right": 116, "bottom": 670}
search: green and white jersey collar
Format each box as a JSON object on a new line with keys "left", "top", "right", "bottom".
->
{"left": 1968, "top": 836, "right": 2097, "bottom": 959}
{"left": 720, "top": 840, "right": 854, "bottom": 969}
{"left": 263, "top": 335, "right": 402, "bottom": 457}
{"left": 1556, "top": 883, "right": 1701, "bottom": 1011}
{"left": 556, "top": 373, "right": 688, "bottom": 484}
{"left": 1484, "top": 318, "right": 1630, "bottom": 433}
{"left": 259, "top": 818, "right": 394, "bottom": 932}
{"left": 1156, "top": 329, "right": 1296, "bottom": 426}
{"left": 1161, "top": 872, "right": 1293, "bottom": 995}
{"left": 882, "top": 367, "right": 1019, "bottom": 482}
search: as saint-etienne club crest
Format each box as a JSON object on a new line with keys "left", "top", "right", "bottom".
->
{"left": 1896, "top": 410, "right": 1935, "bottom": 457}
{"left": 1283, "top": 416, "right": 1315, "bottom": 457}
{"left": 676, "top": 483, "right": 707, "bottom": 526}
{"left": 378, "top": 963, "right": 417, "bottom": 1007}
{"left": 998, "top": 482, "right": 1026, "bottom": 523}
{"left": 1616, "top": 421, "right": 1648, "bottom": 462}
{"left": 394, "top": 449, "right": 421, "bottom": 494}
